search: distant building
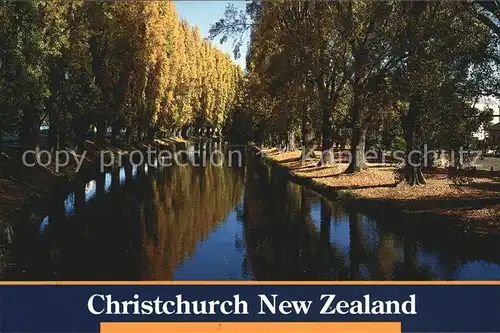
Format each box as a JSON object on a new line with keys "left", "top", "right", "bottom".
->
{"left": 474, "top": 97, "right": 499, "bottom": 149}
{"left": 488, "top": 122, "right": 500, "bottom": 148}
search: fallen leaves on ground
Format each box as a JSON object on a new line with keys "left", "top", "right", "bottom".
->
{"left": 263, "top": 149, "right": 500, "bottom": 226}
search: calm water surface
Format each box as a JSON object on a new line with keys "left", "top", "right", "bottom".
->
{"left": 5, "top": 144, "right": 500, "bottom": 280}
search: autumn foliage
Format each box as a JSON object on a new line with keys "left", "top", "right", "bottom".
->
{"left": 0, "top": 1, "right": 243, "bottom": 152}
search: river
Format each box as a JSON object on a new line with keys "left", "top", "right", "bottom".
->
{"left": 4, "top": 143, "right": 500, "bottom": 280}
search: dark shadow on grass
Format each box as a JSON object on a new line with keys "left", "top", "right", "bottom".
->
{"left": 320, "top": 182, "right": 397, "bottom": 190}
{"left": 400, "top": 195, "right": 500, "bottom": 211}
{"left": 365, "top": 163, "right": 397, "bottom": 168}
{"left": 461, "top": 181, "right": 500, "bottom": 193}
{"left": 278, "top": 157, "right": 302, "bottom": 164}
{"left": 294, "top": 166, "right": 342, "bottom": 175}
{"left": 294, "top": 164, "right": 324, "bottom": 171}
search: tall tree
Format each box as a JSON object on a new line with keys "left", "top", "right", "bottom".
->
{"left": 393, "top": 1, "right": 495, "bottom": 185}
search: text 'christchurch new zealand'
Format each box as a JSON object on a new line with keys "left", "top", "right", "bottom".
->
{"left": 87, "top": 293, "right": 417, "bottom": 316}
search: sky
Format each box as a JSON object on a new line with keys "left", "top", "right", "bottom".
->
{"left": 174, "top": 1, "right": 249, "bottom": 70}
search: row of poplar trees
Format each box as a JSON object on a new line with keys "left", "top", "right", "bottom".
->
{"left": 212, "top": 0, "right": 500, "bottom": 185}
{"left": 0, "top": 1, "right": 243, "bottom": 152}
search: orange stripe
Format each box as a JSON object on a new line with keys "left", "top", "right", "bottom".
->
{"left": 100, "top": 322, "right": 401, "bottom": 333}
{"left": 0, "top": 281, "right": 499, "bottom": 285}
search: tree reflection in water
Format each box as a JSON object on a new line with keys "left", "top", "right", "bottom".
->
{"left": 240, "top": 157, "right": 500, "bottom": 281}
{"left": 140, "top": 143, "right": 245, "bottom": 280}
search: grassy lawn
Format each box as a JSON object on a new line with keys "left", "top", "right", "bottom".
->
{"left": 262, "top": 148, "right": 500, "bottom": 230}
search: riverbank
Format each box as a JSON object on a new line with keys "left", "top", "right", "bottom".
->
{"left": 259, "top": 148, "right": 500, "bottom": 236}
{"left": 0, "top": 137, "right": 188, "bottom": 228}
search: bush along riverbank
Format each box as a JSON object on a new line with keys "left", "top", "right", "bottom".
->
{"left": 256, "top": 147, "right": 500, "bottom": 238}
{"left": 0, "top": 138, "right": 189, "bottom": 243}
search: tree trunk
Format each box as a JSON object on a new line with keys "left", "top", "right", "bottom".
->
{"left": 401, "top": 2, "right": 428, "bottom": 186}
{"left": 300, "top": 109, "right": 315, "bottom": 160}
{"left": 47, "top": 57, "right": 65, "bottom": 152}
{"left": 137, "top": 122, "right": 144, "bottom": 143}
{"left": 111, "top": 122, "right": 120, "bottom": 145}
{"left": 58, "top": 128, "right": 66, "bottom": 151}
{"left": 0, "top": 127, "right": 5, "bottom": 176}
{"left": 76, "top": 129, "right": 86, "bottom": 153}
{"left": 318, "top": 105, "right": 334, "bottom": 165}
{"left": 283, "top": 130, "right": 296, "bottom": 152}
{"left": 124, "top": 126, "right": 132, "bottom": 145}
{"left": 72, "top": 117, "right": 86, "bottom": 153}
{"left": 346, "top": 85, "right": 366, "bottom": 173}
{"left": 346, "top": 126, "right": 367, "bottom": 173}
{"left": 402, "top": 98, "right": 426, "bottom": 186}
{"left": 48, "top": 122, "right": 58, "bottom": 152}
{"left": 404, "top": 165, "right": 426, "bottom": 186}
{"left": 47, "top": 95, "right": 60, "bottom": 152}
{"left": 20, "top": 104, "right": 39, "bottom": 152}
{"left": 148, "top": 126, "right": 156, "bottom": 142}
{"left": 423, "top": 143, "right": 436, "bottom": 171}
{"left": 96, "top": 118, "right": 106, "bottom": 148}
{"left": 0, "top": 128, "right": 3, "bottom": 153}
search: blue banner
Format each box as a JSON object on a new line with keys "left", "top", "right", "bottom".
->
{"left": 0, "top": 283, "right": 498, "bottom": 332}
